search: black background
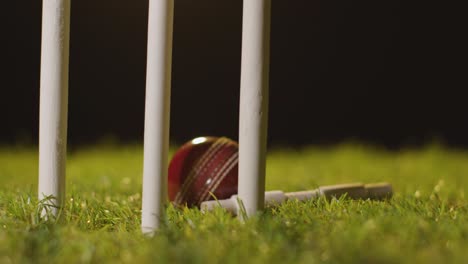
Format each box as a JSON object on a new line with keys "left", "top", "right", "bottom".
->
{"left": 3, "top": 0, "right": 466, "bottom": 149}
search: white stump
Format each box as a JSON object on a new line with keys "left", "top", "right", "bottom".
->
{"left": 238, "top": 0, "right": 271, "bottom": 218}
{"left": 38, "top": 0, "right": 71, "bottom": 215}
{"left": 141, "top": 0, "right": 174, "bottom": 234}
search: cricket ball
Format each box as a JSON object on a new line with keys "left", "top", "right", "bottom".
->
{"left": 168, "top": 137, "right": 238, "bottom": 207}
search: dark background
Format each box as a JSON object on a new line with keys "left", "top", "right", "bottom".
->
{"left": 4, "top": 0, "right": 465, "bottom": 149}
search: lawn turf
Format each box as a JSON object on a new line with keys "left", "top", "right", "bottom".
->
{"left": 0, "top": 144, "right": 467, "bottom": 263}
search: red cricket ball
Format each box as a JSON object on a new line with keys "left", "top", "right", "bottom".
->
{"left": 168, "top": 137, "right": 238, "bottom": 207}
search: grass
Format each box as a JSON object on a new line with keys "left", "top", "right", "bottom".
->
{"left": 0, "top": 144, "right": 467, "bottom": 263}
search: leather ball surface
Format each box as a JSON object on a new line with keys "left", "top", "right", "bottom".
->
{"left": 168, "top": 137, "right": 238, "bottom": 207}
